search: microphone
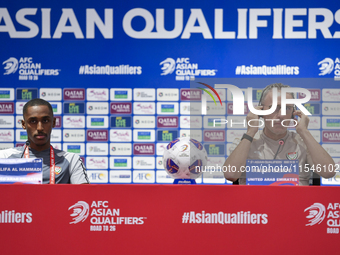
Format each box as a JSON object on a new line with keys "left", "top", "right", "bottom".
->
{"left": 273, "top": 139, "right": 284, "bottom": 160}
{"left": 21, "top": 141, "right": 31, "bottom": 158}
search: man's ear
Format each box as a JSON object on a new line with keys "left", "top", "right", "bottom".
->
{"left": 21, "top": 119, "right": 26, "bottom": 130}
{"left": 52, "top": 117, "right": 56, "bottom": 128}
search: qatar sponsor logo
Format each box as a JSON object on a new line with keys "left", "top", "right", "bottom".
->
{"left": 157, "top": 116, "right": 178, "bottom": 128}
{"left": 204, "top": 130, "right": 225, "bottom": 142}
{"left": 87, "top": 130, "right": 109, "bottom": 142}
{"left": 298, "top": 89, "right": 321, "bottom": 101}
{"left": 110, "top": 102, "right": 132, "bottom": 114}
{"left": 322, "top": 131, "right": 340, "bottom": 143}
{"left": 0, "top": 102, "right": 14, "bottom": 113}
{"left": 86, "top": 89, "right": 109, "bottom": 101}
{"left": 180, "top": 89, "right": 201, "bottom": 101}
{"left": 133, "top": 143, "right": 155, "bottom": 155}
{"left": 64, "top": 89, "right": 85, "bottom": 100}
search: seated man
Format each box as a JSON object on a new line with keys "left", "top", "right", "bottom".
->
{"left": 223, "top": 83, "right": 335, "bottom": 185}
{"left": 0, "top": 98, "right": 89, "bottom": 184}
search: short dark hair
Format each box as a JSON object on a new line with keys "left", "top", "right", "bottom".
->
{"left": 23, "top": 98, "right": 54, "bottom": 118}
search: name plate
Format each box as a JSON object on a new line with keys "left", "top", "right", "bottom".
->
{"left": 246, "top": 159, "right": 299, "bottom": 186}
{"left": 0, "top": 158, "right": 43, "bottom": 184}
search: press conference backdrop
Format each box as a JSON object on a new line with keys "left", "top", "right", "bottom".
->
{"left": 0, "top": 0, "right": 340, "bottom": 184}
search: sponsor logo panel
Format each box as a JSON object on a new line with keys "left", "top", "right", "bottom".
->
{"left": 180, "top": 116, "right": 202, "bottom": 129}
{"left": 110, "top": 116, "right": 132, "bottom": 128}
{"left": 308, "top": 117, "right": 321, "bottom": 129}
{"left": 64, "top": 89, "right": 85, "bottom": 101}
{"left": 156, "top": 143, "right": 168, "bottom": 156}
{"left": 227, "top": 102, "right": 249, "bottom": 115}
{"left": 156, "top": 170, "right": 173, "bottom": 183}
{"left": 156, "top": 157, "right": 164, "bottom": 170}
{"left": 16, "top": 102, "right": 25, "bottom": 114}
{"left": 63, "top": 102, "right": 85, "bottom": 114}
{"left": 322, "top": 144, "right": 340, "bottom": 157}
{"left": 180, "top": 89, "right": 201, "bottom": 101}
{"left": 0, "top": 116, "right": 14, "bottom": 128}
{"left": 86, "top": 116, "right": 109, "bottom": 128}
{"left": 87, "top": 130, "right": 109, "bottom": 142}
{"left": 15, "top": 129, "right": 27, "bottom": 142}
{"left": 133, "top": 88, "right": 155, "bottom": 101}
{"left": 40, "top": 88, "right": 62, "bottom": 101}
{"left": 322, "top": 88, "right": 340, "bottom": 101}
{"left": 203, "top": 116, "right": 227, "bottom": 129}
{"left": 206, "top": 89, "right": 226, "bottom": 102}
{"left": 0, "top": 89, "right": 14, "bottom": 101}
{"left": 227, "top": 89, "right": 248, "bottom": 102}
{"left": 310, "top": 130, "right": 321, "bottom": 143}
{"left": 303, "top": 103, "right": 320, "bottom": 115}
{"left": 110, "top": 157, "right": 131, "bottom": 169}
{"left": 204, "top": 144, "right": 225, "bottom": 156}
{"left": 133, "top": 102, "right": 155, "bottom": 115}
{"left": 180, "top": 102, "right": 201, "bottom": 115}
{"left": 133, "top": 143, "right": 155, "bottom": 155}
{"left": 204, "top": 130, "right": 225, "bottom": 142}
{"left": 0, "top": 143, "right": 14, "bottom": 150}
{"left": 157, "top": 130, "right": 178, "bottom": 142}
{"left": 133, "top": 157, "right": 155, "bottom": 169}
{"left": 63, "top": 143, "right": 85, "bottom": 155}
{"left": 133, "top": 170, "right": 155, "bottom": 183}
{"left": 110, "top": 143, "right": 132, "bottom": 155}
{"left": 109, "top": 170, "right": 132, "bottom": 183}
{"left": 86, "top": 88, "right": 109, "bottom": 101}
{"left": 133, "top": 116, "right": 155, "bottom": 128}
{"left": 110, "top": 88, "right": 132, "bottom": 101}
{"left": 87, "top": 170, "right": 109, "bottom": 183}
{"left": 180, "top": 129, "right": 202, "bottom": 142}
{"left": 157, "top": 116, "right": 178, "bottom": 128}
{"left": 86, "top": 102, "right": 109, "bottom": 115}
{"left": 157, "top": 102, "right": 179, "bottom": 115}
{"left": 86, "top": 143, "right": 109, "bottom": 156}
{"left": 111, "top": 102, "right": 132, "bottom": 114}
{"left": 86, "top": 157, "right": 109, "bottom": 170}
{"left": 110, "top": 129, "right": 132, "bottom": 142}
{"left": 63, "top": 129, "right": 85, "bottom": 142}
{"left": 227, "top": 130, "right": 244, "bottom": 142}
{"left": 322, "top": 103, "right": 340, "bottom": 115}
{"left": 157, "top": 89, "right": 179, "bottom": 101}
{"left": 0, "top": 102, "right": 14, "bottom": 114}
{"left": 16, "top": 88, "right": 38, "bottom": 101}
{"left": 63, "top": 116, "right": 85, "bottom": 128}
{"left": 133, "top": 129, "right": 155, "bottom": 142}
{"left": 322, "top": 131, "right": 340, "bottom": 143}
{"left": 51, "top": 129, "right": 62, "bottom": 142}
{"left": 298, "top": 89, "right": 321, "bottom": 101}
{"left": 322, "top": 117, "right": 340, "bottom": 129}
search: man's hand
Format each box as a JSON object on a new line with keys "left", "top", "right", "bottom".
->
{"left": 293, "top": 110, "right": 309, "bottom": 135}
{"left": 246, "top": 105, "right": 263, "bottom": 137}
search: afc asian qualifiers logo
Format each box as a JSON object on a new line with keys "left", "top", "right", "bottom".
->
{"left": 318, "top": 58, "right": 334, "bottom": 76}
{"left": 68, "top": 201, "right": 89, "bottom": 224}
{"left": 304, "top": 202, "right": 340, "bottom": 234}
{"left": 160, "top": 58, "right": 175, "bottom": 75}
{"left": 3, "top": 57, "right": 18, "bottom": 75}
{"left": 304, "top": 203, "right": 325, "bottom": 226}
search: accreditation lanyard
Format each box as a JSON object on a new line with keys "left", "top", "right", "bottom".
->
{"left": 24, "top": 145, "right": 56, "bottom": 184}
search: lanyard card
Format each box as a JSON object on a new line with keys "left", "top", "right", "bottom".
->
{"left": 246, "top": 159, "right": 299, "bottom": 186}
{"left": 0, "top": 158, "right": 43, "bottom": 184}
